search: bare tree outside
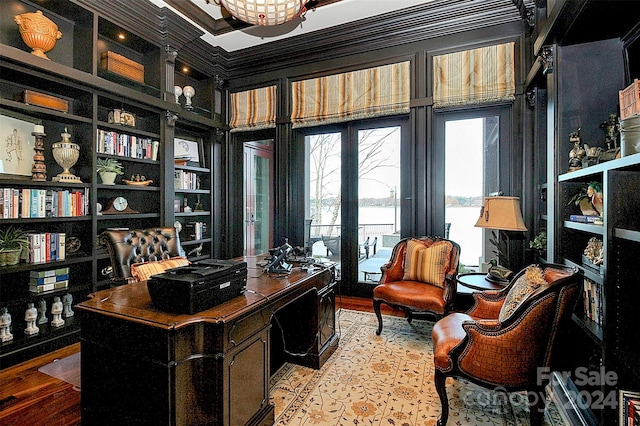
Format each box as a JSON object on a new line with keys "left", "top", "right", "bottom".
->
{"left": 307, "top": 128, "right": 400, "bottom": 236}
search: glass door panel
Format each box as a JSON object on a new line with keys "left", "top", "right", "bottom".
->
{"left": 444, "top": 117, "right": 499, "bottom": 269}
{"left": 305, "top": 132, "right": 342, "bottom": 268}
{"left": 357, "top": 126, "right": 401, "bottom": 283}
{"left": 244, "top": 142, "right": 273, "bottom": 256}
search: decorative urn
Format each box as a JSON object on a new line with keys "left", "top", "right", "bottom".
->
{"left": 52, "top": 128, "right": 82, "bottom": 183}
{"left": 14, "top": 10, "right": 62, "bottom": 60}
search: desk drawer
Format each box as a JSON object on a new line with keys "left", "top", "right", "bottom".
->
{"left": 226, "top": 308, "right": 271, "bottom": 350}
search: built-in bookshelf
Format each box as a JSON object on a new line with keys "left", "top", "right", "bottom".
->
{"left": 0, "top": 0, "right": 222, "bottom": 367}
{"left": 525, "top": 1, "right": 640, "bottom": 424}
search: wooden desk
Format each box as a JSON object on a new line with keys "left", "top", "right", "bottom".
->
{"left": 77, "top": 258, "right": 338, "bottom": 426}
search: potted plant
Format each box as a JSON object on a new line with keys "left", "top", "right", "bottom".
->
{"left": 97, "top": 157, "right": 124, "bottom": 185}
{"left": 529, "top": 231, "right": 547, "bottom": 257}
{"left": 0, "top": 226, "right": 30, "bottom": 266}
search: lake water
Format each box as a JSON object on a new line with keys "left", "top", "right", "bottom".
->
{"left": 313, "top": 206, "right": 482, "bottom": 266}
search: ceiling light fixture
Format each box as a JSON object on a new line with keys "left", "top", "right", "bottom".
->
{"left": 207, "top": 0, "right": 307, "bottom": 26}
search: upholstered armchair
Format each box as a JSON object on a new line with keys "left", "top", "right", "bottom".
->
{"left": 373, "top": 236, "right": 461, "bottom": 335}
{"left": 99, "top": 227, "right": 187, "bottom": 285}
{"left": 431, "top": 263, "right": 583, "bottom": 426}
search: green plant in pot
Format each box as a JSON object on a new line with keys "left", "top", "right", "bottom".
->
{"left": 529, "top": 231, "right": 547, "bottom": 256}
{"left": 0, "top": 226, "right": 30, "bottom": 266}
{"left": 97, "top": 157, "right": 124, "bottom": 185}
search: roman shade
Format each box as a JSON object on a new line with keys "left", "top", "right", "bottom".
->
{"left": 229, "top": 85, "right": 277, "bottom": 132}
{"left": 433, "top": 42, "right": 515, "bottom": 108}
{"left": 291, "top": 61, "right": 410, "bottom": 128}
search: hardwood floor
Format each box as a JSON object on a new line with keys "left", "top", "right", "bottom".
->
{"left": 0, "top": 296, "right": 397, "bottom": 425}
{"left": 1, "top": 342, "right": 81, "bottom": 426}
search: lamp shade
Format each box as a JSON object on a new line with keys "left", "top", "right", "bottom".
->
{"left": 474, "top": 196, "right": 527, "bottom": 231}
{"left": 221, "top": 0, "right": 304, "bottom": 26}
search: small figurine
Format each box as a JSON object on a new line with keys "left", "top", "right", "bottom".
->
{"left": 600, "top": 114, "right": 620, "bottom": 150}
{"left": 183, "top": 196, "right": 192, "bottom": 213}
{"left": 37, "top": 299, "right": 48, "bottom": 324}
{"left": 188, "top": 243, "right": 203, "bottom": 257}
{"left": 24, "top": 303, "right": 39, "bottom": 335}
{"left": 51, "top": 297, "right": 64, "bottom": 327}
{"left": 597, "top": 113, "right": 621, "bottom": 162}
{"left": 582, "top": 143, "right": 603, "bottom": 167}
{"left": 587, "top": 181, "right": 604, "bottom": 217}
{"left": 568, "top": 128, "right": 585, "bottom": 172}
{"left": 0, "top": 307, "right": 13, "bottom": 342}
{"left": 194, "top": 194, "right": 204, "bottom": 211}
{"left": 62, "top": 293, "right": 74, "bottom": 318}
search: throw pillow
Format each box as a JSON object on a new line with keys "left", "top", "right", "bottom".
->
{"left": 402, "top": 239, "right": 452, "bottom": 287}
{"left": 498, "top": 265, "right": 547, "bottom": 323}
{"left": 130, "top": 256, "right": 190, "bottom": 282}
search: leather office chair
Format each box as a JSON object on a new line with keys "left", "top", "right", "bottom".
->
{"left": 99, "top": 227, "right": 186, "bottom": 285}
{"left": 431, "top": 263, "right": 583, "bottom": 426}
{"left": 373, "top": 236, "right": 461, "bottom": 335}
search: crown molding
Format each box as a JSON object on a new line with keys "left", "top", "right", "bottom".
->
{"left": 223, "top": 0, "right": 526, "bottom": 75}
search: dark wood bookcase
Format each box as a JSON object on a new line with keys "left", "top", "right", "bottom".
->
{"left": 0, "top": 0, "right": 224, "bottom": 368}
{"left": 524, "top": 1, "right": 640, "bottom": 424}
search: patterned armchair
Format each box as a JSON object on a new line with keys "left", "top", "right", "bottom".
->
{"left": 431, "top": 263, "right": 583, "bottom": 426}
{"left": 372, "top": 236, "right": 461, "bottom": 335}
{"left": 99, "top": 227, "right": 187, "bottom": 285}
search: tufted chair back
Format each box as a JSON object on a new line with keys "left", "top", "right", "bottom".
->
{"left": 99, "top": 227, "right": 184, "bottom": 284}
{"left": 431, "top": 263, "right": 583, "bottom": 426}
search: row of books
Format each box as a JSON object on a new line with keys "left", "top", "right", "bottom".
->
{"left": 174, "top": 170, "right": 201, "bottom": 190}
{"left": 29, "top": 267, "right": 69, "bottom": 293}
{"left": 620, "top": 390, "right": 640, "bottom": 426}
{"left": 96, "top": 129, "right": 160, "bottom": 160}
{"left": 184, "top": 221, "right": 207, "bottom": 240}
{"left": 27, "top": 233, "right": 66, "bottom": 264}
{"left": 582, "top": 277, "right": 603, "bottom": 326}
{"left": 0, "top": 188, "right": 88, "bottom": 219}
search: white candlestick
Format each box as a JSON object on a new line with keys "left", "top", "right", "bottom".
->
{"left": 33, "top": 124, "right": 45, "bottom": 134}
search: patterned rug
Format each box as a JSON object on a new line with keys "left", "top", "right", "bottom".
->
{"left": 270, "top": 309, "right": 567, "bottom": 425}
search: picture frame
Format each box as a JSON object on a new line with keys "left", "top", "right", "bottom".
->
{"left": 174, "top": 137, "right": 203, "bottom": 167}
{"left": 619, "top": 389, "right": 640, "bottom": 426}
{"left": 0, "top": 110, "right": 41, "bottom": 179}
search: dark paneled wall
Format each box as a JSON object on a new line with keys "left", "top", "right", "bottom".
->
{"left": 223, "top": 16, "right": 528, "bottom": 258}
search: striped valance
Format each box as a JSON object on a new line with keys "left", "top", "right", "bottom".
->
{"left": 433, "top": 42, "right": 515, "bottom": 108}
{"left": 291, "top": 61, "right": 410, "bottom": 128}
{"left": 229, "top": 85, "right": 277, "bottom": 132}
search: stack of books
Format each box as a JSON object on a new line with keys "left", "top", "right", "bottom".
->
{"left": 569, "top": 214, "right": 603, "bottom": 224}
{"left": 29, "top": 267, "right": 69, "bottom": 293}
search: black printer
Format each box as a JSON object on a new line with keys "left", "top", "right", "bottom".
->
{"left": 147, "top": 259, "right": 247, "bottom": 314}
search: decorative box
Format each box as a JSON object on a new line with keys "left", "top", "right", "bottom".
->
{"left": 100, "top": 51, "right": 144, "bottom": 83}
{"left": 619, "top": 78, "right": 640, "bottom": 120}
{"left": 17, "top": 90, "right": 68, "bottom": 113}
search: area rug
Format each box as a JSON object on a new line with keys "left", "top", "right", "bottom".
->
{"left": 270, "top": 309, "right": 566, "bottom": 425}
{"left": 38, "top": 351, "right": 81, "bottom": 389}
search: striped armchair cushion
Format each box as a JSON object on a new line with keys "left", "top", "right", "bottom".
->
{"left": 402, "top": 239, "right": 452, "bottom": 288}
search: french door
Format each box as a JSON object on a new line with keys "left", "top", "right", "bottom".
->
{"left": 302, "top": 118, "right": 407, "bottom": 296}
{"left": 244, "top": 140, "right": 273, "bottom": 256}
{"left": 434, "top": 107, "right": 511, "bottom": 269}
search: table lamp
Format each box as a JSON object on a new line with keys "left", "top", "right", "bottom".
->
{"left": 474, "top": 195, "right": 527, "bottom": 283}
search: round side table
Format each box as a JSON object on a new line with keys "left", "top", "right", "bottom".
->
{"left": 455, "top": 272, "right": 507, "bottom": 311}
{"left": 457, "top": 272, "right": 507, "bottom": 293}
